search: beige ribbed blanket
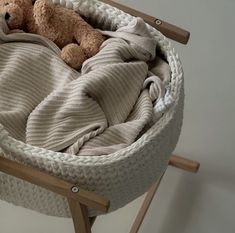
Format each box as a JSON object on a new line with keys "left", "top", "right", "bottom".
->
{"left": 0, "top": 17, "right": 170, "bottom": 156}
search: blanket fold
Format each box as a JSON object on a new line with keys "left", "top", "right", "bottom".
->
{"left": 0, "top": 17, "right": 171, "bottom": 156}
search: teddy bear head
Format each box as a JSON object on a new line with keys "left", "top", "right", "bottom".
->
{"left": 0, "top": 0, "right": 32, "bottom": 30}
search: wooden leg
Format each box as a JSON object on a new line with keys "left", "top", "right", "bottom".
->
{"left": 129, "top": 155, "right": 200, "bottom": 233}
{"left": 68, "top": 198, "right": 92, "bottom": 233}
{"left": 129, "top": 174, "right": 165, "bottom": 233}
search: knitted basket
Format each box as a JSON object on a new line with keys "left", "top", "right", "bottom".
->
{"left": 0, "top": 0, "right": 184, "bottom": 217}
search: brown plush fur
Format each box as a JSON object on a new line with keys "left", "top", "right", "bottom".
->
{"left": 0, "top": 0, "right": 104, "bottom": 69}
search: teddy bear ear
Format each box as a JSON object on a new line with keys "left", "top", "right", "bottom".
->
{"left": 12, "top": 0, "right": 33, "bottom": 7}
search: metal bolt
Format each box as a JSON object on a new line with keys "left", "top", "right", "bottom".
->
{"left": 155, "top": 19, "right": 162, "bottom": 25}
{"left": 71, "top": 186, "right": 79, "bottom": 193}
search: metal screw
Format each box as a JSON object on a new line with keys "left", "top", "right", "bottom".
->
{"left": 71, "top": 186, "right": 79, "bottom": 193}
{"left": 155, "top": 19, "right": 162, "bottom": 25}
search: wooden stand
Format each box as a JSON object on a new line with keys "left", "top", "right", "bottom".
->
{"left": 0, "top": 1, "right": 198, "bottom": 232}
{"left": 0, "top": 155, "right": 199, "bottom": 233}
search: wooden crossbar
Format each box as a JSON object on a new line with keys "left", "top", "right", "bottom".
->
{"left": 99, "top": 0, "right": 190, "bottom": 44}
{"left": 0, "top": 156, "right": 109, "bottom": 213}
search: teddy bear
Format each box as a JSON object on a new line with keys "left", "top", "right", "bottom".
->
{"left": 0, "top": 0, "right": 104, "bottom": 69}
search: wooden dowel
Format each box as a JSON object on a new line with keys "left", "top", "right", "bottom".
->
{"left": 169, "top": 155, "right": 200, "bottom": 173}
{"left": 0, "top": 156, "right": 109, "bottom": 213}
{"left": 129, "top": 173, "right": 165, "bottom": 233}
{"left": 99, "top": 0, "right": 190, "bottom": 44}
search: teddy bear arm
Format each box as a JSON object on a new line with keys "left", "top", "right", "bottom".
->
{"left": 61, "top": 43, "right": 87, "bottom": 69}
{"left": 77, "top": 29, "right": 104, "bottom": 58}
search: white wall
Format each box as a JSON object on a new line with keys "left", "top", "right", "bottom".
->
{"left": 1, "top": 0, "right": 235, "bottom": 232}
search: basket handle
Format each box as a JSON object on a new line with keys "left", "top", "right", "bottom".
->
{"left": 99, "top": 0, "right": 190, "bottom": 44}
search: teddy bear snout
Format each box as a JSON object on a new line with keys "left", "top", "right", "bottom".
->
{"left": 2, "top": 3, "right": 24, "bottom": 30}
{"left": 5, "top": 12, "right": 10, "bottom": 20}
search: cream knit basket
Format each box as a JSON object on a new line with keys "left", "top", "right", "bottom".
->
{"left": 0, "top": 0, "right": 184, "bottom": 217}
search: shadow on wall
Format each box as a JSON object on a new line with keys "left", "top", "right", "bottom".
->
{"left": 158, "top": 172, "right": 202, "bottom": 233}
{"left": 157, "top": 164, "right": 235, "bottom": 233}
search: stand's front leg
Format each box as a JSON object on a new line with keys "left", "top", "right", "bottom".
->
{"left": 68, "top": 198, "right": 91, "bottom": 233}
